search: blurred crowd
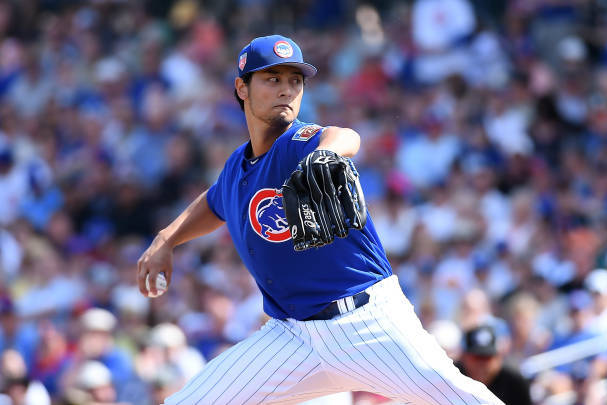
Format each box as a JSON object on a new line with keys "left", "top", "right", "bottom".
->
{"left": 1, "top": 0, "right": 607, "bottom": 404}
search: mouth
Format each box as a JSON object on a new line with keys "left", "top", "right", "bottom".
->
{"left": 274, "top": 104, "right": 292, "bottom": 110}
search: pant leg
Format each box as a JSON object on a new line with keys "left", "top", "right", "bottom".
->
{"left": 163, "top": 318, "right": 341, "bottom": 405}
{"left": 298, "top": 392, "right": 353, "bottom": 405}
{"left": 305, "top": 276, "right": 505, "bottom": 405}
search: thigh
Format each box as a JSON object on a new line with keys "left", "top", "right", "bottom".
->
{"left": 307, "top": 295, "right": 504, "bottom": 405}
{"left": 306, "top": 306, "right": 434, "bottom": 404}
{"left": 362, "top": 295, "right": 505, "bottom": 405}
{"left": 263, "top": 371, "right": 353, "bottom": 405}
{"left": 163, "top": 319, "right": 326, "bottom": 405}
{"left": 296, "top": 391, "right": 353, "bottom": 405}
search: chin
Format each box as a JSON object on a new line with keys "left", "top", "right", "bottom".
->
{"left": 269, "top": 114, "right": 294, "bottom": 129}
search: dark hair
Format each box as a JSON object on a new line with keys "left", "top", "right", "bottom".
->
{"left": 234, "top": 73, "right": 253, "bottom": 111}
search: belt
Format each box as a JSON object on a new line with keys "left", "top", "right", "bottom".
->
{"left": 303, "top": 290, "right": 370, "bottom": 321}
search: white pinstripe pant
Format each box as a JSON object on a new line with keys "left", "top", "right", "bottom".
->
{"left": 163, "top": 276, "right": 505, "bottom": 405}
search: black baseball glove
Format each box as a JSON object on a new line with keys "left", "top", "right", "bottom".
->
{"left": 282, "top": 150, "right": 366, "bottom": 251}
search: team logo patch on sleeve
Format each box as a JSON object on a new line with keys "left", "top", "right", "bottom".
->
{"left": 248, "top": 188, "right": 291, "bottom": 243}
{"left": 292, "top": 125, "right": 322, "bottom": 142}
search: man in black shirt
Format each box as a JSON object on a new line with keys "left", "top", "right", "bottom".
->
{"left": 456, "top": 325, "right": 532, "bottom": 405}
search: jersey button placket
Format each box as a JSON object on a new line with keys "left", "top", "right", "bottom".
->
{"left": 241, "top": 177, "right": 249, "bottom": 222}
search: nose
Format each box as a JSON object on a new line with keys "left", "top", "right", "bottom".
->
{"left": 278, "top": 80, "right": 293, "bottom": 99}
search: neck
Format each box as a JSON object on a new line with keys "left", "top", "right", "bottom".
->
{"left": 245, "top": 111, "right": 294, "bottom": 157}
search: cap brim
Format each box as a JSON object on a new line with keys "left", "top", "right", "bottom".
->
{"left": 467, "top": 347, "right": 497, "bottom": 356}
{"left": 587, "top": 285, "right": 607, "bottom": 295}
{"left": 247, "top": 61, "right": 317, "bottom": 78}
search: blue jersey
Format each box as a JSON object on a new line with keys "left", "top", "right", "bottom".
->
{"left": 207, "top": 120, "right": 392, "bottom": 320}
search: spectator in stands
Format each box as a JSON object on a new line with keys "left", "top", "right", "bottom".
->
{"left": 456, "top": 325, "right": 532, "bottom": 405}
{"left": 0, "top": 298, "right": 37, "bottom": 373}
{"left": 30, "top": 321, "right": 72, "bottom": 398}
{"left": 136, "top": 322, "right": 205, "bottom": 384}
{"left": 63, "top": 361, "right": 120, "bottom": 405}
{"left": 585, "top": 268, "right": 607, "bottom": 333}
{"left": 65, "top": 308, "right": 137, "bottom": 403}
{"left": 0, "top": 349, "right": 50, "bottom": 405}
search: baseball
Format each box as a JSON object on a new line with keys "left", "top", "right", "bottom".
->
{"left": 145, "top": 272, "right": 167, "bottom": 298}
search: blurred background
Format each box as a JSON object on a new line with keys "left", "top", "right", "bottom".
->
{"left": 1, "top": 0, "right": 607, "bottom": 404}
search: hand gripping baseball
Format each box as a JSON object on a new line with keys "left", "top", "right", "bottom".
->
{"left": 282, "top": 150, "right": 367, "bottom": 251}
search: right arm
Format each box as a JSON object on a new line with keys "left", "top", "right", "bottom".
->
{"left": 137, "top": 190, "right": 224, "bottom": 296}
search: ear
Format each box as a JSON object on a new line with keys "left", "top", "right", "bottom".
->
{"left": 235, "top": 77, "right": 249, "bottom": 101}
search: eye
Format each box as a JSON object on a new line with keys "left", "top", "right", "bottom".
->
{"left": 292, "top": 77, "right": 302, "bottom": 85}
{"left": 268, "top": 77, "right": 279, "bottom": 83}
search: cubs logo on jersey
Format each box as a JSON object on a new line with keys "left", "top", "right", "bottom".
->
{"left": 273, "top": 41, "right": 293, "bottom": 58}
{"left": 292, "top": 125, "right": 322, "bottom": 142}
{"left": 248, "top": 188, "right": 291, "bottom": 242}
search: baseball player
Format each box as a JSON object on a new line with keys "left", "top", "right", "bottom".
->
{"left": 137, "top": 34, "right": 505, "bottom": 405}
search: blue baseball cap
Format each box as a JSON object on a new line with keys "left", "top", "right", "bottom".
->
{"left": 237, "top": 35, "right": 317, "bottom": 78}
{"left": 464, "top": 325, "right": 497, "bottom": 356}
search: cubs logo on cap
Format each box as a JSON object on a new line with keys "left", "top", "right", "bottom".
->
{"left": 239, "top": 53, "right": 247, "bottom": 71}
{"left": 249, "top": 188, "right": 291, "bottom": 243}
{"left": 274, "top": 41, "right": 293, "bottom": 58}
{"left": 236, "top": 34, "right": 317, "bottom": 78}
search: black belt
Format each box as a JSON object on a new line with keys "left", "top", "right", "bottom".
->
{"left": 304, "top": 291, "right": 370, "bottom": 321}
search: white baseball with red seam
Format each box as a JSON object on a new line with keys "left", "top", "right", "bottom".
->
{"left": 145, "top": 272, "right": 167, "bottom": 297}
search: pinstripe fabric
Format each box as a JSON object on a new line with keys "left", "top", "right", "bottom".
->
{"left": 304, "top": 321, "right": 381, "bottom": 392}
{"left": 163, "top": 276, "right": 505, "bottom": 405}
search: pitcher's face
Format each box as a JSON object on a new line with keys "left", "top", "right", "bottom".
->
{"left": 241, "top": 65, "right": 304, "bottom": 129}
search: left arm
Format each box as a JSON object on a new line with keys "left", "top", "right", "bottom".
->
{"left": 283, "top": 126, "right": 366, "bottom": 251}
{"left": 316, "top": 126, "right": 360, "bottom": 157}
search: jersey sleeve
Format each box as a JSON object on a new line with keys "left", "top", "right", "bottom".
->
{"left": 291, "top": 124, "right": 325, "bottom": 161}
{"left": 206, "top": 171, "right": 226, "bottom": 221}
